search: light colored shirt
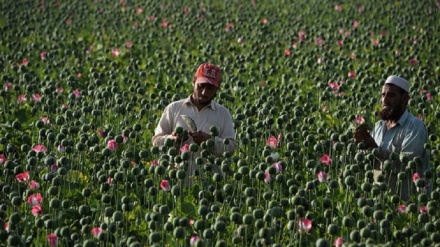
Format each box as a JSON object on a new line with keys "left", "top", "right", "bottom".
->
{"left": 371, "top": 110, "right": 429, "bottom": 200}
{"left": 152, "top": 96, "right": 236, "bottom": 156}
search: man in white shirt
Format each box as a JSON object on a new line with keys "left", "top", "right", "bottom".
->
{"left": 152, "top": 63, "right": 236, "bottom": 185}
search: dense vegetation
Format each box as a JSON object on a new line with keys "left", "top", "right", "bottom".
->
{"left": 0, "top": 0, "right": 439, "bottom": 246}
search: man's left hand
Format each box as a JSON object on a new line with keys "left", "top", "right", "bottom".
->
{"left": 189, "top": 131, "right": 211, "bottom": 145}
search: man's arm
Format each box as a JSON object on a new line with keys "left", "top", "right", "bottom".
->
{"left": 212, "top": 109, "right": 236, "bottom": 156}
{"left": 152, "top": 105, "right": 175, "bottom": 147}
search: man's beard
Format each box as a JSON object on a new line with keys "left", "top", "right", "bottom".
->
{"left": 379, "top": 105, "right": 403, "bottom": 121}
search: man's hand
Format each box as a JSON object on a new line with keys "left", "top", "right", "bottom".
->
{"left": 189, "top": 131, "right": 211, "bottom": 145}
{"left": 169, "top": 131, "right": 189, "bottom": 143}
{"left": 354, "top": 124, "right": 378, "bottom": 149}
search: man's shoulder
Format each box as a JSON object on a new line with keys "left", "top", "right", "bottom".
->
{"left": 165, "top": 98, "right": 190, "bottom": 108}
{"left": 405, "top": 113, "right": 426, "bottom": 128}
{"left": 212, "top": 101, "right": 231, "bottom": 112}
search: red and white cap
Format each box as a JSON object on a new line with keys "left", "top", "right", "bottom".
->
{"left": 194, "top": 63, "right": 221, "bottom": 88}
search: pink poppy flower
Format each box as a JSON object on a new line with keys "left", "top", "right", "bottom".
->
{"left": 4, "top": 221, "right": 9, "bottom": 232}
{"left": 352, "top": 20, "right": 359, "bottom": 28}
{"left": 334, "top": 237, "right": 344, "bottom": 247}
{"left": 397, "top": 205, "right": 407, "bottom": 213}
{"left": 33, "top": 144, "right": 47, "bottom": 153}
{"left": 32, "top": 94, "right": 42, "bottom": 102}
{"left": 125, "top": 41, "right": 133, "bottom": 48}
{"left": 395, "top": 50, "right": 401, "bottom": 56}
{"left": 328, "top": 82, "right": 340, "bottom": 91}
{"left": 135, "top": 7, "right": 143, "bottom": 14}
{"left": 358, "top": 5, "right": 364, "bottom": 12}
{"left": 0, "top": 154, "right": 7, "bottom": 165}
{"left": 419, "top": 206, "right": 428, "bottom": 214}
{"left": 320, "top": 154, "right": 332, "bottom": 165}
{"left": 284, "top": 49, "right": 291, "bottom": 56}
{"left": 121, "top": 134, "right": 128, "bottom": 143}
{"left": 111, "top": 48, "right": 120, "bottom": 57}
{"left": 354, "top": 115, "right": 365, "bottom": 125}
{"left": 40, "top": 116, "right": 50, "bottom": 124}
{"left": 160, "top": 180, "right": 171, "bottom": 191}
{"left": 261, "top": 18, "right": 268, "bottom": 24}
{"left": 335, "top": 4, "right": 342, "bottom": 11}
{"left": 372, "top": 39, "right": 379, "bottom": 46}
{"left": 57, "top": 145, "right": 65, "bottom": 152}
{"left": 298, "top": 218, "right": 312, "bottom": 232}
{"left": 91, "top": 227, "right": 103, "bottom": 238}
{"left": 409, "top": 58, "right": 419, "bottom": 65}
{"left": 225, "top": 22, "right": 234, "bottom": 32}
{"left": 107, "top": 177, "right": 113, "bottom": 185}
{"left": 237, "top": 37, "right": 245, "bottom": 44}
{"left": 3, "top": 82, "right": 12, "bottom": 92}
{"left": 298, "top": 30, "right": 306, "bottom": 41}
{"left": 317, "top": 171, "right": 328, "bottom": 182}
{"left": 150, "top": 159, "right": 159, "bottom": 167}
{"left": 315, "top": 37, "right": 324, "bottom": 45}
{"left": 337, "top": 40, "right": 344, "bottom": 47}
{"left": 180, "top": 143, "right": 190, "bottom": 153}
{"left": 47, "top": 233, "right": 58, "bottom": 247}
{"left": 50, "top": 163, "right": 58, "bottom": 172}
{"left": 161, "top": 19, "right": 169, "bottom": 28}
{"left": 107, "top": 139, "right": 118, "bottom": 151}
{"left": 29, "top": 180, "right": 40, "bottom": 190}
{"left": 426, "top": 92, "right": 432, "bottom": 101}
{"left": 147, "top": 15, "right": 156, "bottom": 21}
{"left": 272, "top": 162, "right": 283, "bottom": 173}
{"left": 348, "top": 71, "right": 356, "bottom": 79}
{"left": 40, "top": 51, "right": 47, "bottom": 60}
{"left": 17, "top": 94, "right": 27, "bottom": 103}
{"left": 190, "top": 236, "right": 201, "bottom": 246}
{"left": 266, "top": 135, "right": 278, "bottom": 149}
{"left": 264, "top": 172, "right": 272, "bottom": 183}
{"left": 16, "top": 171, "right": 30, "bottom": 183}
{"left": 412, "top": 173, "right": 420, "bottom": 183}
{"left": 28, "top": 193, "right": 43, "bottom": 206}
{"left": 350, "top": 53, "right": 357, "bottom": 59}
{"left": 31, "top": 204, "right": 44, "bottom": 216}
{"left": 317, "top": 57, "right": 323, "bottom": 64}
{"left": 22, "top": 58, "right": 29, "bottom": 66}
{"left": 76, "top": 72, "right": 82, "bottom": 78}
{"left": 72, "top": 89, "right": 81, "bottom": 98}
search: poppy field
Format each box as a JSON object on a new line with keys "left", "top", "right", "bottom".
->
{"left": 1, "top": 1, "right": 440, "bottom": 246}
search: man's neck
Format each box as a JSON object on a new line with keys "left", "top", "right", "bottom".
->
{"left": 190, "top": 94, "right": 210, "bottom": 111}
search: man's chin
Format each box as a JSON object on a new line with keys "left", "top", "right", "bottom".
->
{"left": 196, "top": 98, "right": 211, "bottom": 105}
{"left": 379, "top": 109, "right": 391, "bottom": 120}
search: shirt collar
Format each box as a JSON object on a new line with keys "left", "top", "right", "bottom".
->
{"left": 397, "top": 110, "right": 410, "bottom": 126}
{"left": 184, "top": 95, "right": 217, "bottom": 110}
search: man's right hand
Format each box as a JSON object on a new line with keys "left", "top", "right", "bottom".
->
{"left": 354, "top": 124, "right": 378, "bottom": 149}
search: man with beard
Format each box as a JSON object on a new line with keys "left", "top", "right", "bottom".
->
{"left": 354, "top": 75, "right": 429, "bottom": 201}
{"left": 152, "top": 63, "right": 236, "bottom": 186}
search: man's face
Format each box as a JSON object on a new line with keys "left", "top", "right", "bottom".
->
{"left": 379, "top": 84, "right": 408, "bottom": 121}
{"left": 192, "top": 78, "right": 218, "bottom": 105}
